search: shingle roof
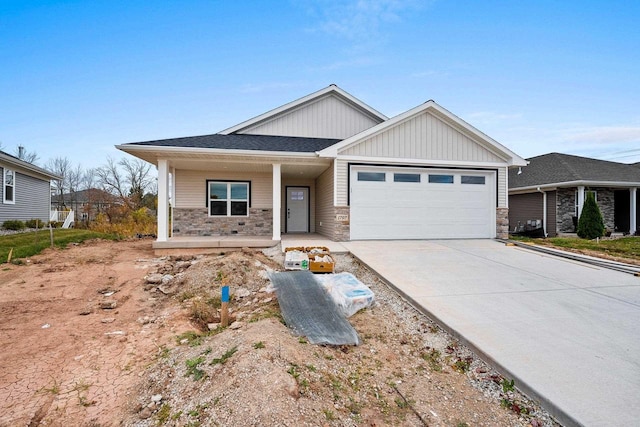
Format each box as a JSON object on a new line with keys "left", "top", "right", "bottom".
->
{"left": 124, "top": 133, "right": 341, "bottom": 153}
{"left": 509, "top": 152, "right": 640, "bottom": 189}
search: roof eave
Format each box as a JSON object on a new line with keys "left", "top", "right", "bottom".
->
{"left": 0, "top": 152, "right": 61, "bottom": 180}
{"left": 509, "top": 180, "right": 640, "bottom": 192}
{"left": 116, "top": 144, "right": 321, "bottom": 162}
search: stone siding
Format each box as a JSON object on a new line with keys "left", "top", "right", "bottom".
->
{"left": 496, "top": 207, "right": 509, "bottom": 239}
{"left": 557, "top": 188, "right": 615, "bottom": 233}
{"left": 172, "top": 208, "right": 272, "bottom": 236}
{"left": 334, "top": 206, "right": 351, "bottom": 241}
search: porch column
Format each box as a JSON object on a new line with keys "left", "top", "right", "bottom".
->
{"left": 272, "top": 163, "right": 281, "bottom": 241}
{"left": 157, "top": 159, "right": 169, "bottom": 242}
{"left": 577, "top": 186, "right": 585, "bottom": 218}
{"left": 542, "top": 190, "right": 548, "bottom": 237}
{"left": 631, "top": 188, "right": 637, "bottom": 234}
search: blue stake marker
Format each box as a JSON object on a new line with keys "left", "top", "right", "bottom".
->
{"left": 221, "top": 286, "right": 230, "bottom": 303}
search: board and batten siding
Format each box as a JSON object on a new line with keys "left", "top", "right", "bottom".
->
{"left": 340, "top": 111, "right": 505, "bottom": 163}
{"left": 238, "top": 94, "right": 381, "bottom": 140}
{"left": 174, "top": 170, "right": 272, "bottom": 209}
{"left": 0, "top": 166, "right": 51, "bottom": 223}
{"left": 315, "top": 162, "right": 335, "bottom": 238}
{"left": 508, "top": 193, "right": 543, "bottom": 232}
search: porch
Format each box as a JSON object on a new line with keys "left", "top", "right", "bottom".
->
{"left": 152, "top": 233, "right": 348, "bottom": 255}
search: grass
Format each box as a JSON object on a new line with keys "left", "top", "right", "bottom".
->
{"left": 0, "top": 229, "right": 118, "bottom": 263}
{"left": 511, "top": 236, "right": 640, "bottom": 261}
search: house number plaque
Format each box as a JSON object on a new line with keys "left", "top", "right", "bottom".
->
{"left": 336, "top": 214, "right": 349, "bottom": 221}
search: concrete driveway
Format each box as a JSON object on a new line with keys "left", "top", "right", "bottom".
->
{"left": 343, "top": 239, "right": 640, "bottom": 427}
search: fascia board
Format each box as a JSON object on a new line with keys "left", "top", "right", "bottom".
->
{"left": 318, "top": 100, "right": 528, "bottom": 166}
{"left": 116, "top": 144, "right": 319, "bottom": 160}
{"left": 334, "top": 155, "right": 510, "bottom": 169}
{"left": 219, "top": 85, "right": 387, "bottom": 135}
{"left": 509, "top": 180, "right": 640, "bottom": 193}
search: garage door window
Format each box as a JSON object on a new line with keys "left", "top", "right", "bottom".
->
{"left": 428, "top": 174, "right": 454, "bottom": 184}
{"left": 461, "top": 176, "right": 485, "bottom": 185}
{"left": 357, "top": 172, "right": 385, "bottom": 182}
{"left": 394, "top": 173, "right": 420, "bottom": 183}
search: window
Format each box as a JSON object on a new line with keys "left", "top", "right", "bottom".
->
{"left": 208, "top": 181, "right": 249, "bottom": 216}
{"left": 394, "top": 173, "right": 421, "bottom": 183}
{"left": 290, "top": 190, "right": 304, "bottom": 201}
{"left": 461, "top": 175, "right": 485, "bottom": 185}
{"left": 3, "top": 169, "right": 14, "bottom": 204}
{"left": 428, "top": 174, "right": 454, "bottom": 184}
{"left": 357, "top": 172, "right": 385, "bottom": 182}
{"left": 575, "top": 190, "right": 597, "bottom": 216}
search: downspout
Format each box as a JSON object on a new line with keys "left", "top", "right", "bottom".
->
{"left": 537, "top": 187, "right": 548, "bottom": 237}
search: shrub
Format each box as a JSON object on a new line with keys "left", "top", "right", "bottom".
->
{"left": 2, "top": 220, "right": 25, "bottom": 231}
{"left": 577, "top": 192, "right": 605, "bottom": 239}
{"left": 25, "top": 219, "right": 44, "bottom": 229}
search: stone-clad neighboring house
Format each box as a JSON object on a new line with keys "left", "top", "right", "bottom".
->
{"left": 117, "top": 85, "right": 527, "bottom": 248}
{"left": 0, "top": 149, "right": 60, "bottom": 224}
{"left": 509, "top": 153, "right": 640, "bottom": 236}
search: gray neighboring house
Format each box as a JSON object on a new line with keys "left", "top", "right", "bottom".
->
{"left": 509, "top": 153, "right": 640, "bottom": 236}
{"left": 0, "top": 150, "right": 60, "bottom": 225}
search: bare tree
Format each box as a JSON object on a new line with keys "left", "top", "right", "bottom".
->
{"left": 46, "top": 156, "right": 71, "bottom": 208}
{"left": 96, "top": 157, "right": 155, "bottom": 210}
{"left": 14, "top": 145, "right": 39, "bottom": 164}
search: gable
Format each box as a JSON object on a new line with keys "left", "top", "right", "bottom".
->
{"left": 338, "top": 110, "right": 506, "bottom": 163}
{"left": 234, "top": 93, "right": 383, "bottom": 139}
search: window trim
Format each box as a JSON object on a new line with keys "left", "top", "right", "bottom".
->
{"left": 206, "top": 180, "right": 251, "bottom": 217}
{"left": 394, "top": 173, "right": 421, "bottom": 183}
{"left": 461, "top": 175, "right": 486, "bottom": 185}
{"left": 357, "top": 171, "right": 386, "bottom": 182}
{"left": 3, "top": 168, "right": 15, "bottom": 204}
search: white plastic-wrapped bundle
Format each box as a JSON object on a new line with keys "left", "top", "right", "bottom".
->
{"left": 315, "top": 272, "right": 375, "bottom": 317}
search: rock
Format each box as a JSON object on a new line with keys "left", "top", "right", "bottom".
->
{"left": 161, "top": 274, "right": 173, "bottom": 284}
{"left": 235, "top": 288, "right": 251, "bottom": 298}
{"left": 151, "top": 394, "right": 162, "bottom": 403}
{"left": 79, "top": 306, "right": 93, "bottom": 315}
{"left": 180, "top": 338, "right": 189, "bottom": 345}
{"left": 100, "top": 300, "right": 117, "bottom": 309}
{"left": 145, "top": 274, "right": 163, "bottom": 284}
{"left": 263, "top": 297, "right": 273, "bottom": 304}
{"left": 157, "top": 286, "right": 170, "bottom": 295}
{"left": 101, "top": 318, "right": 116, "bottom": 323}
{"left": 229, "top": 321, "right": 244, "bottom": 330}
{"left": 207, "top": 323, "right": 220, "bottom": 331}
{"left": 139, "top": 407, "right": 153, "bottom": 419}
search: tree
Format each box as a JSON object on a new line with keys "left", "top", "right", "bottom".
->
{"left": 577, "top": 192, "right": 605, "bottom": 239}
{"left": 14, "top": 145, "right": 39, "bottom": 164}
{"left": 95, "top": 157, "right": 155, "bottom": 210}
{"left": 46, "top": 156, "right": 72, "bottom": 208}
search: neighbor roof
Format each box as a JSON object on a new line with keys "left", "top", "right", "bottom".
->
{"left": 0, "top": 149, "right": 61, "bottom": 180}
{"left": 124, "top": 133, "right": 341, "bottom": 153}
{"left": 509, "top": 152, "right": 640, "bottom": 190}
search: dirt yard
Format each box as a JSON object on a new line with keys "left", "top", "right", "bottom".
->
{"left": 0, "top": 239, "right": 555, "bottom": 427}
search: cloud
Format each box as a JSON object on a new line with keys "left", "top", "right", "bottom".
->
{"left": 564, "top": 126, "right": 640, "bottom": 145}
{"left": 299, "top": 0, "right": 428, "bottom": 47}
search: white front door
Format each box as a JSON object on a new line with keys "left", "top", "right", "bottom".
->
{"left": 286, "top": 187, "right": 309, "bottom": 233}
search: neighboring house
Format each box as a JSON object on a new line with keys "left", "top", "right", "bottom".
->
{"left": 117, "top": 85, "right": 526, "bottom": 247}
{"left": 508, "top": 153, "right": 640, "bottom": 236}
{"left": 51, "top": 188, "right": 118, "bottom": 221}
{"left": 0, "top": 149, "right": 61, "bottom": 224}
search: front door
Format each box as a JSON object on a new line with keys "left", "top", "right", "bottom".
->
{"left": 286, "top": 187, "right": 309, "bottom": 233}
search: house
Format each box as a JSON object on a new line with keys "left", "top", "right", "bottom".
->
{"left": 51, "top": 188, "right": 119, "bottom": 222}
{"left": 116, "top": 85, "right": 527, "bottom": 248}
{"left": 0, "top": 149, "right": 61, "bottom": 225}
{"left": 508, "top": 153, "right": 640, "bottom": 236}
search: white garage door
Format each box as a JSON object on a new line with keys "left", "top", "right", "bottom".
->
{"left": 350, "top": 166, "right": 496, "bottom": 240}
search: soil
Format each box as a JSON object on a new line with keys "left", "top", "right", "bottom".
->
{"left": 0, "top": 239, "right": 557, "bottom": 427}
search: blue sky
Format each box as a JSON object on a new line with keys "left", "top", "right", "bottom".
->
{"left": 1, "top": 0, "right": 639, "bottom": 171}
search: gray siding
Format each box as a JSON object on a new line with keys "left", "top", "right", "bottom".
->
{"left": 508, "top": 193, "right": 543, "bottom": 232}
{"left": 239, "top": 94, "right": 381, "bottom": 139}
{"left": 0, "top": 166, "right": 51, "bottom": 223}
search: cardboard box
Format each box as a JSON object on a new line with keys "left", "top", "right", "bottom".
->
{"left": 284, "top": 249, "right": 309, "bottom": 270}
{"left": 308, "top": 251, "right": 335, "bottom": 273}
